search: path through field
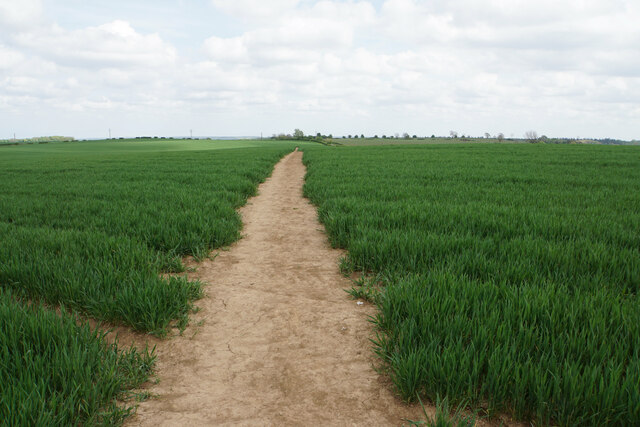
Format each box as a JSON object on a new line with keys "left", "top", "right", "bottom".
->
{"left": 128, "top": 150, "right": 424, "bottom": 425}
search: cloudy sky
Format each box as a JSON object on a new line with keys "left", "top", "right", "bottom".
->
{"left": 1, "top": 0, "right": 639, "bottom": 140}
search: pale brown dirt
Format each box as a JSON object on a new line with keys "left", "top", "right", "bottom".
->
{"left": 126, "top": 151, "right": 520, "bottom": 426}
{"left": 125, "top": 150, "right": 425, "bottom": 426}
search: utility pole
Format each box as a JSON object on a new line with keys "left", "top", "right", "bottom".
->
{"left": 108, "top": 128, "right": 111, "bottom": 139}
{"left": 190, "top": 129, "right": 193, "bottom": 139}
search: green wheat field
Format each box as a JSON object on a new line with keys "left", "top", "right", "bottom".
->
{"left": 0, "top": 139, "right": 297, "bottom": 424}
{"left": 1, "top": 139, "right": 638, "bottom": 425}
{"left": 302, "top": 143, "right": 639, "bottom": 425}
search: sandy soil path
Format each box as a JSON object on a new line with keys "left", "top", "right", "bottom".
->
{"left": 127, "top": 150, "right": 424, "bottom": 426}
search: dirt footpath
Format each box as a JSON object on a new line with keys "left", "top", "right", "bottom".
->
{"left": 127, "top": 150, "right": 425, "bottom": 426}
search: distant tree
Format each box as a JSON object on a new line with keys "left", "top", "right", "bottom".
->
{"left": 395, "top": 133, "right": 400, "bottom": 138}
{"left": 431, "top": 134, "right": 435, "bottom": 138}
{"left": 382, "top": 135, "right": 387, "bottom": 139}
{"left": 497, "top": 132, "right": 504, "bottom": 142}
{"left": 403, "top": 132, "right": 410, "bottom": 139}
{"left": 450, "top": 130, "right": 458, "bottom": 138}
{"left": 525, "top": 130, "right": 539, "bottom": 143}
{"left": 354, "top": 134, "right": 359, "bottom": 138}
{"left": 348, "top": 134, "right": 352, "bottom": 139}
{"left": 328, "top": 134, "right": 333, "bottom": 139}
{"left": 412, "top": 135, "right": 417, "bottom": 139}
{"left": 484, "top": 132, "right": 490, "bottom": 139}
{"left": 293, "top": 129, "right": 304, "bottom": 139}
{"left": 360, "top": 134, "right": 365, "bottom": 139}
{"left": 374, "top": 135, "right": 379, "bottom": 139}
{"left": 316, "top": 132, "right": 321, "bottom": 137}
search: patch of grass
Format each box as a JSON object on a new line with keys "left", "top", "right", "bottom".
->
{"left": 346, "top": 274, "right": 384, "bottom": 304}
{"left": 339, "top": 256, "right": 354, "bottom": 276}
{"left": 134, "top": 390, "right": 155, "bottom": 403}
{"left": 404, "top": 395, "right": 475, "bottom": 427}
{"left": 0, "top": 223, "right": 202, "bottom": 335}
{"left": 0, "top": 289, "right": 155, "bottom": 425}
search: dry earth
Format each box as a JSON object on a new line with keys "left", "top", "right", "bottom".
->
{"left": 124, "top": 150, "right": 427, "bottom": 426}
{"left": 126, "top": 150, "right": 519, "bottom": 426}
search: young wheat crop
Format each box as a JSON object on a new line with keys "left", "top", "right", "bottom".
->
{"left": 303, "top": 143, "right": 640, "bottom": 425}
{"left": 0, "top": 139, "right": 298, "bottom": 423}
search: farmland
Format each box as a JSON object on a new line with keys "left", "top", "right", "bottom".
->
{"left": 302, "top": 143, "right": 640, "bottom": 425}
{"left": 0, "top": 139, "right": 298, "bottom": 423}
{"left": 3, "top": 138, "right": 639, "bottom": 425}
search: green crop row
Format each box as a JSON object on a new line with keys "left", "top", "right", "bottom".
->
{"left": 0, "top": 289, "right": 155, "bottom": 425}
{"left": 0, "top": 140, "right": 297, "bottom": 423}
{"left": 0, "top": 143, "right": 293, "bottom": 331}
{"left": 0, "top": 223, "right": 201, "bottom": 335}
{"left": 302, "top": 143, "right": 640, "bottom": 425}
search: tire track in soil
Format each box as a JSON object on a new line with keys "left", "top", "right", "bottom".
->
{"left": 127, "top": 150, "right": 425, "bottom": 426}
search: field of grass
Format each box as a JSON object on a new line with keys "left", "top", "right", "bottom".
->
{"left": 302, "top": 143, "right": 640, "bottom": 425}
{"left": 329, "top": 137, "right": 639, "bottom": 147}
{"left": 0, "top": 138, "right": 298, "bottom": 423}
{"left": 329, "top": 137, "right": 508, "bottom": 146}
{"left": 0, "top": 139, "right": 297, "bottom": 332}
{"left": 3, "top": 137, "right": 277, "bottom": 153}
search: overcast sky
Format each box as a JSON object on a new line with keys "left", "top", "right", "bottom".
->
{"left": 1, "top": 0, "right": 639, "bottom": 139}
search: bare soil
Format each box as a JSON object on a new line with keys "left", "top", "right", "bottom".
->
{"left": 125, "top": 151, "right": 525, "bottom": 426}
{"left": 124, "top": 151, "right": 427, "bottom": 425}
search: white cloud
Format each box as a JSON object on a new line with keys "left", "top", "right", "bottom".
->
{"left": 211, "top": 0, "right": 300, "bottom": 21}
{"left": 204, "top": 1, "right": 376, "bottom": 67}
{"left": 15, "top": 20, "right": 176, "bottom": 68}
{"left": 1, "top": 0, "right": 639, "bottom": 139}
{"left": 378, "top": 0, "right": 640, "bottom": 56}
{"left": 0, "top": 0, "right": 43, "bottom": 29}
{"left": 203, "top": 36, "right": 248, "bottom": 63}
{"left": 0, "top": 44, "right": 25, "bottom": 69}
